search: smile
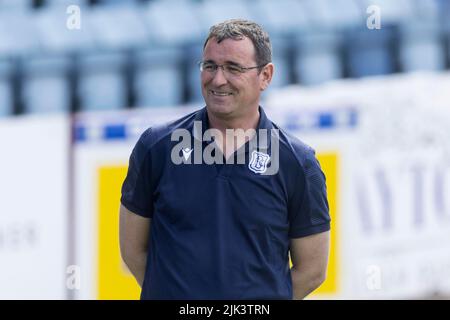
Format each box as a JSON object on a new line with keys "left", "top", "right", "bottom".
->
{"left": 210, "top": 90, "right": 233, "bottom": 96}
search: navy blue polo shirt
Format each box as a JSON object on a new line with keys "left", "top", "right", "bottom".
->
{"left": 121, "top": 106, "right": 330, "bottom": 300}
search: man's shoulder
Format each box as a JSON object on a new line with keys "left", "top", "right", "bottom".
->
{"left": 275, "top": 124, "right": 316, "bottom": 169}
{"left": 274, "top": 126, "right": 325, "bottom": 194}
{"left": 136, "top": 108, "right": 202, "bottom": 150}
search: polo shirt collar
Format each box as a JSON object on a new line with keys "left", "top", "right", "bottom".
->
{"left": 192, "top": 106, "right": 273, "bottom": 152}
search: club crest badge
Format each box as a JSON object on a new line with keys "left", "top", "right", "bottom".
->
{"left": 248, "top": 150, "right": 270, "bottom": 174}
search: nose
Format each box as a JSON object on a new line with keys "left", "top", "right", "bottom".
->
{"left": 210, "top": 66, "right": 228, "bottom": 87}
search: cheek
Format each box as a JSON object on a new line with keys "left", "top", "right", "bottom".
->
{"left": 246, "top": 78, "right": 263, "bottom": 95}
{"left": 201, "top": 75, "right": 208, "bottom": 87}
{"left": 257, "top": 76, "right": 266, "bottom": 90}
{"left": 201, "top": 73, "right": 212, "bottom": 86}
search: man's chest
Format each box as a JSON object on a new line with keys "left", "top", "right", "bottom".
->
{"left": 152, "top": 163, "right": 289, "bottom": 229}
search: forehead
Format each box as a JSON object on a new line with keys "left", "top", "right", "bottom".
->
{"left": 203, "top": 37, "right": 256, "bottom": 64}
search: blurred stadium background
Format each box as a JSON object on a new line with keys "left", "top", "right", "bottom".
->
{"left": 1, "top": 0, "right": 450, "bottom": 299}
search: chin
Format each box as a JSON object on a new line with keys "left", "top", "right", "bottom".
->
{"left": 206, "top": 102, "right": 235, "bottom": 116}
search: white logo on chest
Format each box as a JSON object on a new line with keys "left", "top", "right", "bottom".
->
{"left": 248, "top": 150, "right": 270, "bottom": 174}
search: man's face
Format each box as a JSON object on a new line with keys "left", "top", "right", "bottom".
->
{"left": 201, "top": 37, "right": 272, "bottom": 119}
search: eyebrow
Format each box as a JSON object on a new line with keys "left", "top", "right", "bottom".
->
{"left": 225, "top": 61, "right": 242, "bottom": 67}
{"left": 203, "top": 59, "right": 243, "bottom": 66}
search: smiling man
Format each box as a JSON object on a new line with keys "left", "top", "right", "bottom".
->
{"left": 119, "top": 19, "right": 331, "bottom": 300}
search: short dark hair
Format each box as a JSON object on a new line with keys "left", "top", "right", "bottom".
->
{"left": 203, "top": 19, "right": 272, "bottom": 71}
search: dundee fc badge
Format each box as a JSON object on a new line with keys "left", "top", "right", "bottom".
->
{"left": 248, "top": 150, "right": 270, "bottom": 174}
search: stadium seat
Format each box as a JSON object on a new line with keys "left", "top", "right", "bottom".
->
{"left": 197, "top": 0, "right": 258, "bottom": 34}
{"left": 34, "top": 7, "right": 95, "bottom": 54}
{"left": 293, "top": 0, "right": 360, "bottom": 85}
{"left": 294, "top": 29, "right": 342, "bottom": 85}
{"left": 0, "top": 11, "right": 40, "bottom": 57}
{"left": 397, "top": 0, "right": 446, "bottom": 71}
{"left": 435, "top": 0, "right": 450, "bottom": 66}
{"left": 142, "top": 0, "right": 203, "bottom": 46}
{"left": 0, "top": 58, "right": 13, "bottom": 117}
{"left": 133, "top": 46, "right": 184, "bottom": 108}
{"left": 300, "top": 0, "right": 336, "bottom": 30}
{"left": 21, "top": 54, "right": 71, "bottom": 114}
{"left": 269, "top": 37, "right": 292, "bottom": 88}
{"left": 344, "top": 25, "right": 397, "bottom": 77}
{"left": 326, "top": 0, "right": 364, "bottom": 30}
{"left": 77, "top": 51, "right": 127, "bottom": 111}
{"left": 253, "top": 0, "right": 309, "bottom": 37}
{"left": 87, "top": 5, "right": 149, "bottom": 50}
{"left": 411, "top": 0, "right": 441, "bottom": 19}
{"left": 436, "top": 0, "right": 450, "bottom": 24}
{"left": 302, "top": 0, "right": 363, "bottom": 30}
{"left": 0, "top": 0, "right": 32, "bottom": 11}
{"left": 399, "top": 21, "right": 446, "bottom": 72}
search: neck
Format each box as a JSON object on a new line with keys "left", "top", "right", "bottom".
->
{"left": 206, "top": 107, "right": 260, "bottom": 133}
{"left": 205, "top": 106, "right": 261, "bottom": 160}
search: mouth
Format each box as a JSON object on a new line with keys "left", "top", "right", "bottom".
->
{"left": 209, "top": 90, "right": 233, "bottom": 97}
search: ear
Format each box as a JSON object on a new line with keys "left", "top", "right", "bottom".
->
{"left": 259, "top": 63, "right": 274, "bottom": 91}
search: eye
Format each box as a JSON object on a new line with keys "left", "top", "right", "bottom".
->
{"left": 202, "top": 63, "right": 217, "bottom": 72}
{"left": 225, "top": 64, "right": 243, "bottom": 74}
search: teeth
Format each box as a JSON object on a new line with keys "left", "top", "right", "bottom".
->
{"left": 211, "top": 90, "right": 232, "bottom": 96}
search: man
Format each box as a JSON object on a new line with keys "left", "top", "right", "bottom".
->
{"left": 119, "top": 19, "right": 330, "bottom": 300}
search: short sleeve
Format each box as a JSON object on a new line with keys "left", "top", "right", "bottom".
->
{"left": 120, "top": 129, "right": 154, "bottom": 218}
{"left": 288, "top": 150, "right": 331, "bottom": 238}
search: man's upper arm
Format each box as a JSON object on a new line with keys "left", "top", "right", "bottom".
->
{"left": 290, "top": 231, "right": 330, "bottom": 277}
{"left": 288, "top": 145, "right": 330, "bottom": 238}
{"left": 119, "top": 204, "right": 151, "bottom": 254}
{"left": 120, "top": 128, "right": 155, "bottom": 219}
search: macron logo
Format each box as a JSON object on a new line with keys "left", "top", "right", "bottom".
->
{"left": 182, "top": 147, "right": 193, "bottom": 161}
